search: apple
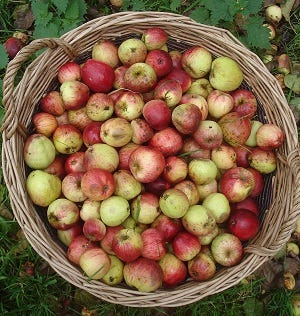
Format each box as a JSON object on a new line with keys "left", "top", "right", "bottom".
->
{"left": 182, "top": 205, "right": 216, "bottom": 236}
{"left": 211, "top": 233, "right": 243, "bottom": 267}
{"left": 159, "top": 188, "right": 190, "bottom": 218}
{"left": 81, "top": 59, "right": 115, "bottom": 93}
{"left": 85, "top": 93, "right": 114, "bottom": 121}
{"left": 67, "top": 107, "right": 93, "bottom": 131}
{"left": 197, "top": 179, "right": 218, "bottom": 202}
{"left": 53, "top": 124, "right": 83, "bottom": 154}
{"left": 92, "top": 39, "right": 119, "bottom": 68}
{"left": 198, "top": 225, "right": 219, "bottom": 245}
{"left": 143, "top": 177, "right": 171, "bottom": 197}
{"left": 277, "top": 53, "right": 291, "bottom": 75}
{"left": 234, "top": 145, "right": 251, "bottom": 168}
{"left": 169, "top": 50, "right": 182, "bottom": 69}
{"left": 265, "top": 4, "right": 282, "bottom": 23}
{"left": 62, "top": 171, "right": 86, "bottom": 203}
{"left": 122, "top": 216, "right": 148, "bottom": 234}
{"left": 55, "top": 111, "right": 70, "bottom": 125}
{"left": 101, "top": 255, "right": 124, "bottom": 286}
{"left": 131, "top": 118, "right": 154, "bottom": 144}
{"left": 118, "top": 142, "right": 140, "bottom": 170}
{"left": 171, "top": 103, "right": 202, "bottom": 135}
{"left": 174, "top": 180, "right": 200, "bottom": 205}
{"left": 180, "top": 93, "right": 209, "bottom": 119}
{"left": 148, "top": 127, "right": 183, "bottom": 157}
{"left": 57, "top": 223, "right": 83, "bottom": 247}
{"left": 33, "top": 112, "right": 58, "bottom": 137}
{"left": 163, "top": 156, "right": 188, "bottom": 184}
{"left": 100, "top": 195, "right": 130, "bottom": 227}
{"left": 83, "top": 218, "right": 106, "bottom": 241}
{"left": 47, "top": 198, "right": 80, "bottom": 230}
{"left": 141, "top": 228, "right": 166, "bottom": 261}
{"left": 26, "top": 170, "right": 61, "bottom": 207}
{"left": 248, "top": 148, "right": 277, "bottom": 174}
{"left": 218, "top": 112, "right": 251, "bottom": 147}
{"left": 211, "top": 144, "right": 237, "bottom": 170}
{"left": 84, "top": 143, "right": 119, "bottom": 172}
{"left": 159, "top": 253, "right": 187, "bottom": 287}
{"left": 207, "top": 89, "right": 234, "bottom": 119}
{"left": 203, "top": 192, "right": 231, "bottom": 224}
{"left": 100, "top": 225, "right": 124, "bottom": 255}
{"left": 124, "top": 62, "right": 157, "bottom": 93}
{"left": 112, "top": 228, "right": 143, "bottom": 262}
{"left": 81, "top": 168, "right": 115, "bottom": 201}
{"left": 57, "top": 61, "right": 81, "bottom": 83}
{"left": 113, "top": 65, "right": 128, "bottom": 89}
{"left": 228, "top": 209, "right": 260, "bottom": 241}
{"left": 245, "top": 120, "right": 264, "bottom": 147}
{"left": 172, "top": 231, "right": 201, "bottom": 261}
{"left": 4, "top": 37, "right": 24, "bottom": 58}
{"left": 24, "top": 134, "right": 56, "bottom": 169}
{"left": 166, "top": 68, "right": 192, "bottom": 93}
{"left": 129, "top": 145, "right": 165, "bottom": 183}
{"left": 60, "top": 80, "right": 89, "bottom": 110}
{"left": 123, "top": 257, "right": 163, "bottom": 292}
{"left": 153, "top": 78, "right": 182, "bottom": 108}
{"left": 188, "top": 159, "right": 218, "bottom": 185}
{"left": 79, "top": 247, "right": 111, "bottom": 280}
{"left": 145, "top": 49, "right": 173, "bottom": 77}
{"left": 64, "top": 151, "right": 86, "bottom": 174}
{"left": 142, "top": 27, "right": 168, "bottom": 50}
{"left": 40, "top": 91, "right": 65, "bottom": 116}
{"left": 219, "top": 167, "right": 255, "bottom": 202}
{"left": 188, "top": 253, "right": 216, "bottom": 281}
{"left": 113, "top": 169, "right": 142, "bottom": 200}
{"left": 82, "top": 121, "right": 102, "bottom": 147}
{"left": 151, "top": 214, "right": 183, "bottom": 242}
{"left": 180, "top": 137, "right": 211, "bottom": 160}
{"left": 231, "top": 88, "right": 258, "bottom": 118}
{"left": 193, "top": 120, "right": 223, "bottom": 150}
{"left": 80, "top": 199, "right": 101, "bottom": 221}
{"left": 186, "top": 78, "right": 213, "bottom": 99}
{"left": 67, "top": 235, "right": 97, "bottom": 265}
{"left": 181, "top": 46, "right": 212, "bottom": 78}
{"left": 209, "top": 56, "right": 244, "bottom": 91}
{"left": 100, "top": 117, "right": 133, "bottom": 147}
{"left": 114, "top": 90, "right": 144, "bottom": 121}
{"left": 43, "top": 156, "right": 66, "bottom": 179}
{"left": 231, "top": 197, "right": 259, "bottom": 215}
{"left": 247, "top": 167, "right": 264, "bottom": 197}
{"left": 118, "top": 38, "right": 147, "bottom": 65}
{"left": 142, "top": 99, "right": 171, "bottom": 130}
{"left": 255, "top": 123, "right": 285, "bottom": 150}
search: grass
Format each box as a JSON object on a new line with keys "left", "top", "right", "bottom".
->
{"left": 0, "top": 1, "right": 299, "bottom": 315}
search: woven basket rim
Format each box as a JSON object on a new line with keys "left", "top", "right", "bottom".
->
{"left": 1, "top": 11, "right": 300, "bottom": 307}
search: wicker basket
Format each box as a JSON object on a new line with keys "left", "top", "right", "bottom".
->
{"left": 1, "top": 11, "right": 300, "bottom": 307}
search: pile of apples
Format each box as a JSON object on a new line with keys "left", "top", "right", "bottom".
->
{"left": 24, "top": 27, "right": 285, "bottom": 292}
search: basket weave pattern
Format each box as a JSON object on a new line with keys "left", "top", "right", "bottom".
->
{"left": 1, "top": 12, "right": 300, "bottom": 307}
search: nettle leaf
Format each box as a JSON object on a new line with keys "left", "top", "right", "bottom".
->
{"left": 52, "top": 0, "right": 69, "bottom": 15}
{"left": 189, "top": 7, "right": 211, "bottom": 25}
{"left": 76, "top": 0, "right": 87, "bottom": 20}
{"left": 0, "top": 45, "right": 9, "bottom": 70}
{"left": 65, "top": 0, "right": 80, "bottom": 20}
{"left": 132, "top": 0, "right": 147, "bottom": 11}
{"left": 60, "top": 19, "right": 81, "bottom": 35}
{"left": 244, "top": 0, "right": 264, "bottom": 15}
{"left": 33, "top": 21, "right": 60, "bottom": 38}
{"left": 31, "top": 0, "right": 50, "bottom": 18}
{"left": 170, "top": 0, "right": 182, "bottom": 12}
{"left": 202, "top": 0, "right": 239, "bottom": 24}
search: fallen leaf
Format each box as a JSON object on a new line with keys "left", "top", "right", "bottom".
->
{"left": 254, "top": 260, "right": 283, "bottom": 290}
{"left": 284, "top": 74, "right": 300, "bottom": 93}
{"left": 281, "top": 0, "right": 296, "bottom": 23}
{"left": 284, "top": 257, "right": 300, "bottom": 275}
{"left": 13, "top": 4, "right": 35, "bottom": 30}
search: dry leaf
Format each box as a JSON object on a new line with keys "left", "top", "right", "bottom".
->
{"left": 281, "top": 0, "right": 296, "bottom": 23}
{"left": 13, "top": 4, "right": 35, "bottom": 30}
{"left": 254, "top": 260, "right": 283, "bottom": 290}
{"left": 284, "top": 257, "right": 300, "bottom": 275}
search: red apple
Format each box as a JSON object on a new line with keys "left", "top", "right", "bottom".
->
{"left": 193, "top": 120, "right": 223, "bottom": 150}
{"left": 83, "top": 218, "right": 107, "bottom": 241}
{"left": 112, "top": 228, "right": 143, "bottom": 262}
{"left": 232, "top": 197, "right": 259, "bottom": 215}
{"left": 81, "top": 168, "right": 115, "bottom": 201}
{"left": 118, "top": 38, "right": 147, "bottom": 66}
{"left": 211, "top": 233, "right": 243, "bottom": 267}
{"left": 255, "top": 123, "right": 285, "bottom": 150}
{"left": 180, "top": 93, "right": 208, "bottom": 120}
{"left": 55, "top": 111, "right": 69, "bottom": 125}
{"left": 231, "top": 88, "right": 258, "bottom": 118}
{"left": 145, "top": 49, "right": 173, "bottom": 77}
{"left": 64, "top": 151, "right": 86, "bottom": 174}
{"left": 163, "top": 155, "right": 188, "bottom": 184}
{"left": 207, "top": 89, "right": 234, "bottom": 119}
{"left": 247, "top": 167, "right": 264, "bottom": 197}
{"left": 5, "top": 37, "right": 24, "bottom": 58}
{"left": 113, "top": 65, "right": 128, "bottom": 89}
{"left": 85, "top": 93, "right": 114, "bottom": 121}
{"left": 60, "top": 80, "right": 90, "bottom": 110}
{"left": 142, "top": 27, "right": 168, "bottom": 50}
{"left": 144, "top": 177, "right": 171, "bottom": 197}
{"left": 148, "top": 127, "right": 183, "bottom": 157}
{"left": 118, "top": 142, "right": 140, "bottom": 170}
{"left": 131, "top": 118, "right": 154, "bottom": 144}
{"left": 228, "top": 209, "right": 260, "bottom": 241}
{"left": 174, "top": 180, "right": 200, "bottom": 206}
{"left": 169, "top": 50, "right": 182, "bottom": 69}
{"left": 100, "top": 225, "right": 124, "bottom": 255}
{"left": 43, "top": 156, "right": 66, "bottom": 179}
{"left": 219, "top": 167, "right": 255, "bottom": 202}
{"left": 67, "top": 235, "right": 97, "bottom": 265}
{"left": 40, "top": 91, "right": 65, "bottom": 116}
{"left": 143, "top": 99, "right": 171, "bottom": 130}
{"left": 141, "top": 228, "right": 166, "bottom": 261}
{"left": 82, "top": 121, "right": 102, "bottom": 147}
{"left": 172, "top": 231, "right": 201, "bottom": 261}
{"left": 67, "top": 107, "right": 93, "bottom": 131}
{"left": 188, "top": 253, "right": 216, "bottom": 281}
{"left": 124, "top": 62, "right": 157, "bottom": 93}
{"left": 33, "top": 112, "right": 58, "bottom": 137}
{"left": 166, "top": 68, "right": 192, "bottom": 93}
{"left": 159, "top": 253, "right": 187, "bottom": 287}
{"left": 153, "top": 78, "right": 182, "bottom": 108}
{"left": 47, "top": 198, "right": 80, "bottom": 230}
{"left": 81, "top": 59, "right": 115, "bottom": 93}
{"left": 57, "top": 61, "right": 81, "bottom": 83}
{"left": 180, "top": 137, "right": 211, "bottom": 160}
{"left": 129, "top": 145, "right": 165, "bottom": 183}
{"left": 62, "top": 171, "right": 87, "bottom": 203}
{"left": 53, "top": 124, "right": 83, "bottom": 154}
{"left": 151, "top": 214, "right": 183, "bottom": 242}
{"left": 234, "top": 145, "right": 251, "bottom": 168}
{"left": 92, "top": 39, "right": 119, "bottom": 68}
{"left": 57, "top": 223, "right": 83, "bottom": 247}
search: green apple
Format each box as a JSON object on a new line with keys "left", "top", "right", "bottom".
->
{"left": 245, "top": 120, "right": 263, "bottom": 147}
{"left": 202, "top": 192, "right": 231, "bottom": 223}
{"left": 159, "top": 188, "right": 189, "bottom": 218}
{"left": 102, "top": 255, "right": 124, "bottom": 286}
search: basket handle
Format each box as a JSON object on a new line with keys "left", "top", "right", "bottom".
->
{"left": 1, "top": 38, "right": 77, "bottom": 139}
